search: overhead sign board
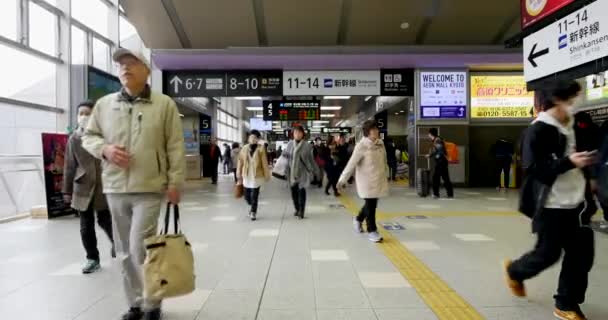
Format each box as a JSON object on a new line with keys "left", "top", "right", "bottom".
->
{"left": 226, "top": 70, "right": 282, "bottom": 96}
{"left": 523, "top": 0, "right": 608, "bottom": 82}
{"left": 263, "top": 100, "right": 321, "bottom": 121}
{"left": 380, "top": 69, "right": 415, "bottom": 96}
{"left": 420, "top": 71, "right": 467, "bottom": 119}
{"left": 375, "top": 110, "right": 388, "bottom": 133}
{"left": 321, "top": 127, "right": 352, "bottom": 134}
{"left": 282, "top": 70, "right": 381, "bottom": 96}
{"left": 471, "top": 75, "right": 534, "bottom": 118}
{"left": 521, "top": 0, "right": 574, "bottom": 29}
{"left": 165, "top": 71, "right": 226, "bottom": 97}
{"left": 164, "top": 70, "right": 282, "bottom": 97}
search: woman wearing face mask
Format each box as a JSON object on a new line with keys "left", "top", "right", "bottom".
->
{"left": 62, "top": 101, "right": 115, "bottom": 274}
{"left": 284, "top": 125, "right": 321, "bottom": 219}
{"left": 236, "top": 130, "right": 270, "bottom": 221}
{"left": 338, "top": 120, "right": 389, "bottom": 243}
{"left": 504, "top": 81, "right": 596, "bottom": 320}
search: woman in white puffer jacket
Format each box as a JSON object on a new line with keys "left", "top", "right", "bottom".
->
{"left": 338, "top": 120, "right": 389, "bottom": 243}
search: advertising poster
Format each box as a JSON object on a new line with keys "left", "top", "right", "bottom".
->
{"left": 420, "top": 71, "right": 467, "bottom": 119}
{"left": 41, "top": 133, "right": 74, "bottom": 218}
{"left": 586, "top": 72, "right": 608, "bottom": 102}
{"left": 471, "top": 75, "right": 534, "bottom": 118}
{"left": 521, "top": 0, "right": 574, "bottom": 29}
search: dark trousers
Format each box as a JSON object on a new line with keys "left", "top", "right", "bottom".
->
{"left": 388, "top": 161, "right": 397, "bottom": 181}
{"left": 496, "top": 158, "right": 512, "bottom": 188}
{"left": 508, "top": 207, "right": 595, "bottom": 311}
{"left": 432, "top": 160, "right": 454, "bottom": 197}
{"left": 233, "top": 169, "right": 237, "bottom": 183}
{"left": 80, "top": 205, "right": 114, "bottom": 262}
{"left": 244, "top": 187, "right": 260, "bottom": 213}
{"left": 357, "top": 198, "right": 378, "bottom": 232}
{"left": 210, "top": 163, "right": 218, "bottom": 184}
{"left": 325, "top": 171, "right": 339, "bottom": 194}
{"left": 291, "top": 184, "right": 307, "bottom": 215}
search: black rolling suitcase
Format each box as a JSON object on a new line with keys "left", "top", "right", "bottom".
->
{"left": 417, "top": 158, "right": 431, "bottom": 197}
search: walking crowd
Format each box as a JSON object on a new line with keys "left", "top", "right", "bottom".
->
{"left": 60, "top": 48, "right": 608, "bottom": 320}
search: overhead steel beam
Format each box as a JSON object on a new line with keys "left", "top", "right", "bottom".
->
{"left": 160, "top": 0, "right": 192, "bottom": 48}
{"left": 336, "top": 0, "right": 352, "bottom": 45}
{"left": 492, "top": 12, "right": 519, "bottom": 44}
{"left": 252, "top": 0, "right": 268, "bottom": 46}
{"left": 416, "top": 0, "right": 441, "bottom": 44}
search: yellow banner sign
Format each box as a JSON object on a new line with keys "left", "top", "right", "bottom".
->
{"left": 471, "top": 75, "right": 534, "bottom": 118}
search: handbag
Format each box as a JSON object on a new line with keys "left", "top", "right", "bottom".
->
{"left": 143, "top": 204, "right": 195, "bottom": 300}
{"left": 272, "top": 155, "right": 288, "bottom": 180}
{"left": 234, "top": 183, "right": 244, "bottom": 198}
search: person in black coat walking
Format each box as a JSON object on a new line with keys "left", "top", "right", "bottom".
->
{"left": 503, "top": 81, "right": 596, "bottom": 320}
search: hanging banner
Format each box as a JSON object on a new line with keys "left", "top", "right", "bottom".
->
{"left": 199, "top": 113, "right": 212, "bottom": 144}
{"left": 380, "top": 69, "right": 415, "bottom": 96}
{"left": 41, "top": 133, "right": 74, "bottom": 218}
{"left": 523, "top": 0, "right": 608, "bottom": 82}
{"left": 420, "top": 71, "right": 467, "bottom": 119}
{"left": 521, "top": 0, "right": 575, "bottom": 29}
{"left": 282, "top": 70, "right": 381, "bottom": 96}
{"left": 471, "top": 75, "right": 534, "bottom": 118}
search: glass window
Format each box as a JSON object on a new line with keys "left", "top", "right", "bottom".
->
{"left": 0, "top": 44, "right": 56, "bottom": 107}
{"left": 119, "top": 15, "right": 137, "bottom": 44}
{"left": 71, "top": 26, "right": 86, "bottom": 65}
{"left": 72, "top": 0, "right": 109, "bottom": 37}
{"left": 92, "top": 38, "right": 109, "bottom": 72}
{"left": 29, "top": 3, "right": 57, "bottom": 56}
{"left": 0, "top": 0, "right": 18, "bottom": 40}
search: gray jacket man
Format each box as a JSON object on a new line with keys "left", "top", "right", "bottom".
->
{"left": 82, "top": 49, "right": 185, "bottom": 320}
{"left": 63, "top": 100, "right": 114, "bottom": 274}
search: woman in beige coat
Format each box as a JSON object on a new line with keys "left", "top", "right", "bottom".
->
{"left": 338, "top": 120, "right": 389, "bottom": 243}
{"left": 237, "top": 130, "right": 270, "bottom": 221}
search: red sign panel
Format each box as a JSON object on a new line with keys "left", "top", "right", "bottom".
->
{"left": 521, "top": 0, "right": 574, "bottom": 29}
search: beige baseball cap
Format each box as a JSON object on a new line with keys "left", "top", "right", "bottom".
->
{"left": 112, "top": 48, "right": 151, "bottom": 69}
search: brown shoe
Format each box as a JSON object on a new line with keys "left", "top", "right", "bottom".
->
{"left": 553, "top": 308, "right": 587, "bottom": 320}
{"left": 503, "top": 260, "right": 526, "bottom": 297}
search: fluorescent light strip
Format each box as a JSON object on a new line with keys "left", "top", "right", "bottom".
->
{"left": 321, "top": 114, "right": 335, "bottom": 118}
{"left": 324, "top": 96, "right": 351, "bottom": 100}
{"left": 255, "top": 114, "right": 263, "bottom": 118}
{"left": 235, "top": 96, "right": 262, "bottom": 100}
{"left": 313, "top": 120, "right": 330, "bottom": 123}
{"left": 246, "top": 107, "right": 263, "bottom": 111}
{"left": 365, "top": 96, "right": 373, "bottom": 102}
{"left": 320, "top": 106, "right": 342, "bottom": 111}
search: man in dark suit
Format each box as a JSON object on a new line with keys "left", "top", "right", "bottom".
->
{"left": 208, "top": 137, "right": 222, "bottom": 184}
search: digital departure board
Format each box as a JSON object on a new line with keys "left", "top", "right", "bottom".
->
{"left": 263, "top": 100, "right": 321, "bottom": 121}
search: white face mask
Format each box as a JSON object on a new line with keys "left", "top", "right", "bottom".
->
{"left": 77, "top": 115, "right": 90, "bottom": 131}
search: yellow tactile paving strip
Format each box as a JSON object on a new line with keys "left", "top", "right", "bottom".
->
{"left": 338, "top": 194, "right": 486, "bottom": 320}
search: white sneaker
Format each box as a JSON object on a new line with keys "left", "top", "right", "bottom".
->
{"left": 353, "top": 218, "right": 363, "bottom": 233}
{"left": 368, "top": 232, "right": 383, "bottom": 243}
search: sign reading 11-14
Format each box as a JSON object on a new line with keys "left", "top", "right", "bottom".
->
{"left": 524, "top": 0, "right": 608, "bottom": 82}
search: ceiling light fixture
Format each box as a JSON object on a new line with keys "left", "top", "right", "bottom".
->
{"left": 400, "top": 110, "right": 405, "bottom": 113}
{"left": 320, "top": 106, "right": 342, "bottom": 111}
{"left": 255, "top": 114, "right": 263, "bottom": 118}
{"left": 321, "top": 114, "right": 336, "bottom": 118}
{"left": 400, "top": 22, "right": 410, "bottom": 29}
{"left": 313, "top": 120, "right": 330, "bottom": 124}
{"left": 235, "top": 96, "right": 262, "bottom": 100}
{"left": 323, "top": 96, "right": 351, "bottom": 100}
{"left": 364, "top": 96, "right": 373, "bottom": 102}
{"left": 246, "top": 107, "right": 263, "bottom": 111}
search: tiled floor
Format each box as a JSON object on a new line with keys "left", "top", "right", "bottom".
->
{"left": 0, "top": 175, "right": 607, "bottom": 320}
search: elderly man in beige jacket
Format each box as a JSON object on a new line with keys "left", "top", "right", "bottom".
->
{"left": 83, "top": 49, "right": 185, "bottom": 320}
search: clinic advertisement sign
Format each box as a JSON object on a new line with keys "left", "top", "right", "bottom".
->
{"left": 471, "top": 75, "right": 534, "bottom": 118}
{"left": 420, "top": 71, "right": 467, "bottom": 119}
{"left": 521, "top": 0, "right": 574, "bottom": 29}
{"left": 524, "top": 0, "right": 608, "bottom": 82}
{"left": 282, "top": 70, "right": 380, "bottom": 96}
{"left": 41, "top": 133, "right": 75, "bottom": 218}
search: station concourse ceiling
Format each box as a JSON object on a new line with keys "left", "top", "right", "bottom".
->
{"left": 121, "top": 0, "right": 522, "bottom": 61}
